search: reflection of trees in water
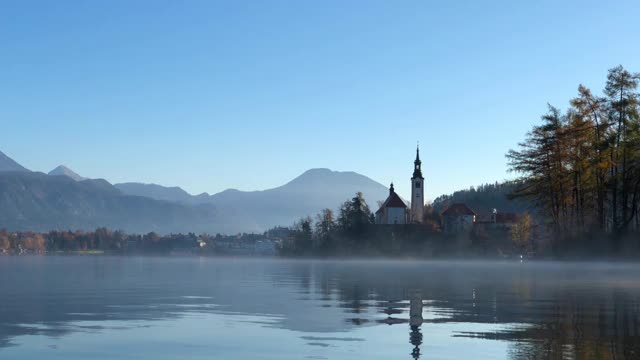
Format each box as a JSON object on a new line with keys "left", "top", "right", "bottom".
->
{"left": 308, "top": 261, "right": 640, "bottom": 360}
{"left": 338, "top": 283, "right": 368, "bottom": 315}
{"left": 502, "top": 290, "right": 640, "bottom": 359}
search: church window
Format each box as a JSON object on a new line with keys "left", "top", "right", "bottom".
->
{"left": 415, "top": 182, "right": 421, "bottom": 188}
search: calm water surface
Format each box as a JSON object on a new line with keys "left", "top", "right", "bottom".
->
{"left": 0, "top": 257, "right": 639, "bottom": 359}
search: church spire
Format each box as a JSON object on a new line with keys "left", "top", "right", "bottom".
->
{"left": 412, "top": 144, "right": 423, "bottom": 179}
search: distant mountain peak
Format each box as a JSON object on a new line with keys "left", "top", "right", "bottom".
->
{"left": 299, "top": 168, "right": 353, "bottom": 177}
{"left": 285, "top": 168, "right": 373, "bottom": 188}
{"left": 301, "top": 168, "right": 333, "bottom": 174}
{"left": 0, "top": 150, "right": 30, "bottom": 172}
{"left": 205, "top": 168, "right": 389, "bottom": 231}
{"left": 48, "top": 165, "right": 87, "bottom": 181}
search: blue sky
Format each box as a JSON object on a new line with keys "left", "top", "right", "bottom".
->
{"left": 2, "top": 0, "right": 639, "bottom": 201}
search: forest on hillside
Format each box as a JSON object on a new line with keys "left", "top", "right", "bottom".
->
{"left": 431, "top": 182, "right": 531, "bottom": 216}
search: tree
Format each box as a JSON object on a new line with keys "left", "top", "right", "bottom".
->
{"left": 508, "top": 105, "right": 570, "bottom": 238}
{"left": 564, "top": 105, "right": 598, "bottom": 234}
{"left": 337, "top": 192, "right": 373, "bottom": 239}
{"left": 314, "top": 208, "right": 335, "bottom": 250}
{"left": 511, "top": 213, "right": 533, "bottom": 255}
{"left": 570, "top": 85, "right": 609, "bottom": 230}
{"left": 422, "top": 204, "right": 441, "bottom": 232}
{"left": 292, "top": 217, "right": 313, "bottom": 254}
{"left": 17, "top": 232, "right": 46, "bottom": 253}
{"left": 604, "top": 66, "right": 640, "bottom": 235}
{"left": 0, "top": 230, "right": 10, "bottom": 253}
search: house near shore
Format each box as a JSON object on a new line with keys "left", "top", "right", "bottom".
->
{"left": 441, "top": 203, "right": 476, "bottom": 234}
{"left": 441, "top": 205, "right": 520, "bottom": 234}
{"left": 475, "top": 208, "right": 520, "bottom": 230}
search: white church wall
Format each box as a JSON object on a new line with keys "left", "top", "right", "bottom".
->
{"left": 411, "top": 179, "right": 424, "bottom": 223}
{"left": 387, "top": 207, "right": 406, "bottom": 224}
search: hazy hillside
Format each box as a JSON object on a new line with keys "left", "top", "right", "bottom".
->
{"left": 0, "top": 172, "right": 222, "bottom": 234}
{"left": 206, "top": 168, "right": 389, "bottom": 230}
{"left": 115, "top": 183, "right": 198, "bottom": 204}
{"left": 115, "top": 168, "right": 390, "bottom": 232}
{"left": 48, "top": 165, "right": 87, "bottom": 181}
{"left": 0, "top": 148, "right": 389, "bottom": 233}
{"left": 0, "top": 151, "right": 29, "bottom": 172}
{"left": 0, "top": 167, "right": 389, "bottom": 234}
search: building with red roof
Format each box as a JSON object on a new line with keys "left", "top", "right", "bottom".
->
{"left": 375, "top": 183, "right": 408, "bottom": 225}
{"left": 441, "top": 203, "right": 476, "bottom": 234}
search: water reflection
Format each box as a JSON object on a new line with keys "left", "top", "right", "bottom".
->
{"left": 409, "top": 290, "right": 423, "bottom": 359}
{"left": 0, "top": 257, "right": 639, "bottom": 359}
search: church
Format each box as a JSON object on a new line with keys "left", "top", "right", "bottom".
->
{"left": 375, "top": 147, "right": 425, "bottom": 225}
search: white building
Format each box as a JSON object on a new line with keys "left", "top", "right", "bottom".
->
{"left": 375, "top": 183, "right": 408, "bottom": 224}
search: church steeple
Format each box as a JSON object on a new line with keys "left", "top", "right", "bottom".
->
{"left": 410, "top": 144, "right": 425, "bottom": 223}
{"left": 412, "top": 145, "right": 423, "bottom": 179}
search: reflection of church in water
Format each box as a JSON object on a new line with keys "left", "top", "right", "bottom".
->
{"left": 379, "top": 290, "right": 424, "bottom": 359}
{"left": 409, "top": 290, "right": 424, "bottom": 359}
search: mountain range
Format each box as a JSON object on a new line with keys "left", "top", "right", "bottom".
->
{"left": 0, "top": 151, "right": 389, "bottom": 234}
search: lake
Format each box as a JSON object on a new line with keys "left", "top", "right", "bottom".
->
{"left": 0, "top": 257, "right": 639, "bottom": 359}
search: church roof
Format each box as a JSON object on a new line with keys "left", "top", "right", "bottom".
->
{"left": 376, "top": 191, "right": 408, "bottom": 213}
{"left": 442, "top": 203, "right": 476, "bottom": 216}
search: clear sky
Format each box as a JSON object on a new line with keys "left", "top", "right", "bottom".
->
{"left": 2, "top": 0, "right": 639, "bottom": 201}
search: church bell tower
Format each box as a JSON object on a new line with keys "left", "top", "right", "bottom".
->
{"left": 411, "top": 145, "right": 424, "bottom": 223}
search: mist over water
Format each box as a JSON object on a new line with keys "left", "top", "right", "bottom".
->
{"left": 0, "top": 257, "right": 638, "bottom": 359}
